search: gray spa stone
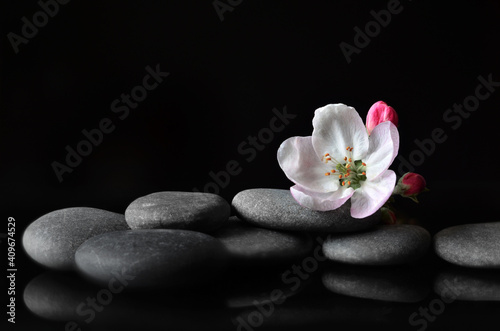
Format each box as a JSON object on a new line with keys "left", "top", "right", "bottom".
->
{"left": 232, "top": 189, "right": 380, "bottom": 233}
{"left": 322, "top": 225, "right": 431, "bottom": 265}
{"left": 434, "top": 222, "right": 500, "bottom": 268}
{"left": 125, "top": 191, "right": 230, "bottom": 232}
{"left": 22, "top": 207, "right": 130, "bottom": 270}
{"left": 213, "top": 217, "right": 313, "bottom": 265}
{"left": 75, "top": 229, "right": 228, "bottom": 289}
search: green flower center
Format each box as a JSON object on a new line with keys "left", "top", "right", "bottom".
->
{"left": 321, "top": 146, "right": 367, "bottom": 190}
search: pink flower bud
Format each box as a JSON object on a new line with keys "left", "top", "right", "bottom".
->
{"left": 366, "top": 101, "right": 398, "bottom": 135}
{"left": 394, "top": 172, "right": 428, "bottom": 202}
{"left": 400, "top": 173, "right": 426, "bottom": 196}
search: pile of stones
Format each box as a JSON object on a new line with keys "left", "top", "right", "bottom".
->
{"left": 22, "top": 188, "right": 499, "bottom": 290}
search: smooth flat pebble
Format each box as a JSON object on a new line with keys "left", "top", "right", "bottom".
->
{"left": 125, "top": 191, "right": 230, "bottom": 232}
{"left": 434, "top": 222, "right": 500, "bottom": 269}
{"left": 75, "top": 229, "right": 228, "bottom": 289}
{"left": 232, "top": 189, "right": 380, "bottom": 233}
{"left": 322, "top": 225, "right": 431, "bottom": 265}
{"left": 22, "top": 207, "right": 130, "bottom": 270}
{"left": 213, "top": 216, "right": 313, "bottom": 266}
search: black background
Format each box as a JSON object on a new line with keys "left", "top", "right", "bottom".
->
{"left": 2, "top": 0, "right": 500, "bottom": 330}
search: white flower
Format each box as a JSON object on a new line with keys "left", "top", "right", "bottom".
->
{"left": 277, "top": 103, "right": 399, "bottom": 218}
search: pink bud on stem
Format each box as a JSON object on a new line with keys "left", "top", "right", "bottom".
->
{"left": 393, "top": 172, "right": 428, "bottom": 202}
{"left": 366, "top": 101, "right": 399, "bottom": 135}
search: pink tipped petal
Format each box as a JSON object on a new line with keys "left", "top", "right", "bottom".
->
{"left": 312, "top": 104, "right": 369, "bottom": 162}
{"left": 366, "top": 101, "right": 399, "bottom": 135}
{"left": 278, "top": 136, "right": 339, "bottom": 193}
{"left": 350, "top": 170, "right": 396, "bottom": 219}
{"left": 290, "top": 185, "right": 354, "bottom": 212}
{"left": 363, "top": 121, "right": 399, "bottom": 181}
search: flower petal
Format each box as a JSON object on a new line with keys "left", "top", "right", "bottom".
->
{"left": 278, "top": 136, "right": 339, "bottom": 192}
{"left": 312, "top": 104, "right": 369, "bottom": 162}
{"left": 290, "top": 184, "right": 354, "bottom": 211}
{"left": 350, "top": 170, "right": 396, "bottom": 219}
{"left": 363, "top": 121, "right": 399, "bottom": 181}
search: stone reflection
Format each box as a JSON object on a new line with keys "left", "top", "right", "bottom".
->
{"left": 23, "top": 267, "right": 438, "bottom": 330}
{"left": 24, "top": 271, "right": 235, "bottom": 330}
{"left": 23, "top": 271, "right": 98, "bottom": 322}
{"left": 218, "top": 267, "right": 308, "bottom": 308}
{"left": 434, "top": 266, "right": 500, "bottom": 301}
{"left": 322, "top": 264, "right": 430, "bottom": 302}
{"left": 232, "top": 292, "right": 399, "bottom": 330}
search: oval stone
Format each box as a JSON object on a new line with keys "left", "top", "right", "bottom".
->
{"left": 22, "top": 207, "right": 130, "bottom": 270}
{"left": 213, "top": 217, "right": 313, "bottom": 266}
{"left": 322, "top": 224, "right": 431, "bottom": 265}
{"left": 232, "top": 189, "right": 380, "bottom": 233}
{"left": 434, "top": 222, "right": 500, "bottom": 268}
{"left": 75, "top": 229, "right": 228, "bottom": 289}
{"left": 125, "top": 191, "right": 230, "bottom": 232}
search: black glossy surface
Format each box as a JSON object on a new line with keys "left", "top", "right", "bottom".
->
{"left": 3, "top": 0, "right": 500, "bottom": 329}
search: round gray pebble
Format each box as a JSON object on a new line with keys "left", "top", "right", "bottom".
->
{"left": 75, "top": 229, "right": 228, "bottom": 289}
{"left": 232, "top": 189, "right": 380, "bottom": 233}
{"left": 322, "top": 224, "right": 431, "bottom": 265}
{"left": 22, "top": 207, "right": 130, "bottom": 270}
{"left": 434, "top": 222, "right": 500, "bottom": 269}
{"left": 125, "top": 191, "right": 230, "bottom": 232}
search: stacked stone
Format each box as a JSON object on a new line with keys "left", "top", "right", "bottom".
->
{"left": 22, "top": 188, "right": 433, "bottom": 291}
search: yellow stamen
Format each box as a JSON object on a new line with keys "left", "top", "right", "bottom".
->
{"left": 331, "top": 170, "right": 336, "bottom": 173}
{"left": 338, "top": 175, "right": 342, "bottom": 179}
{"left": 346, "top": 146, "right": 350, "bottom": 150}
{"left": 347, "top": 181, "right": 351, "bottom": 186}
{"left": 362, "top": 172, "right": 366, "bottom": 175}
{"left": 362, "top": 162, "right": 366, "bottom": 166}
{"left": 325, "top": 172, "right": 330, "bottom": 176}
{"left": 344, "top": 157, "right": 347, "bottom": 161}
{"left": 342, "top": 181, "right": 345, "bottom": 186}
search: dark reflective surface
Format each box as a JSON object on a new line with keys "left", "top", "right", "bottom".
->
{"left": 12, "top": 182, "right": 499, "bottom": 330}
{"left": 434, "top": 266, "right": 500, "bottom": 302}
{"left": 21, "top": 256, "right": 500, "bottom": 331}
{"left": 322, "top": 264, "right": 430, "bottom": 303}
